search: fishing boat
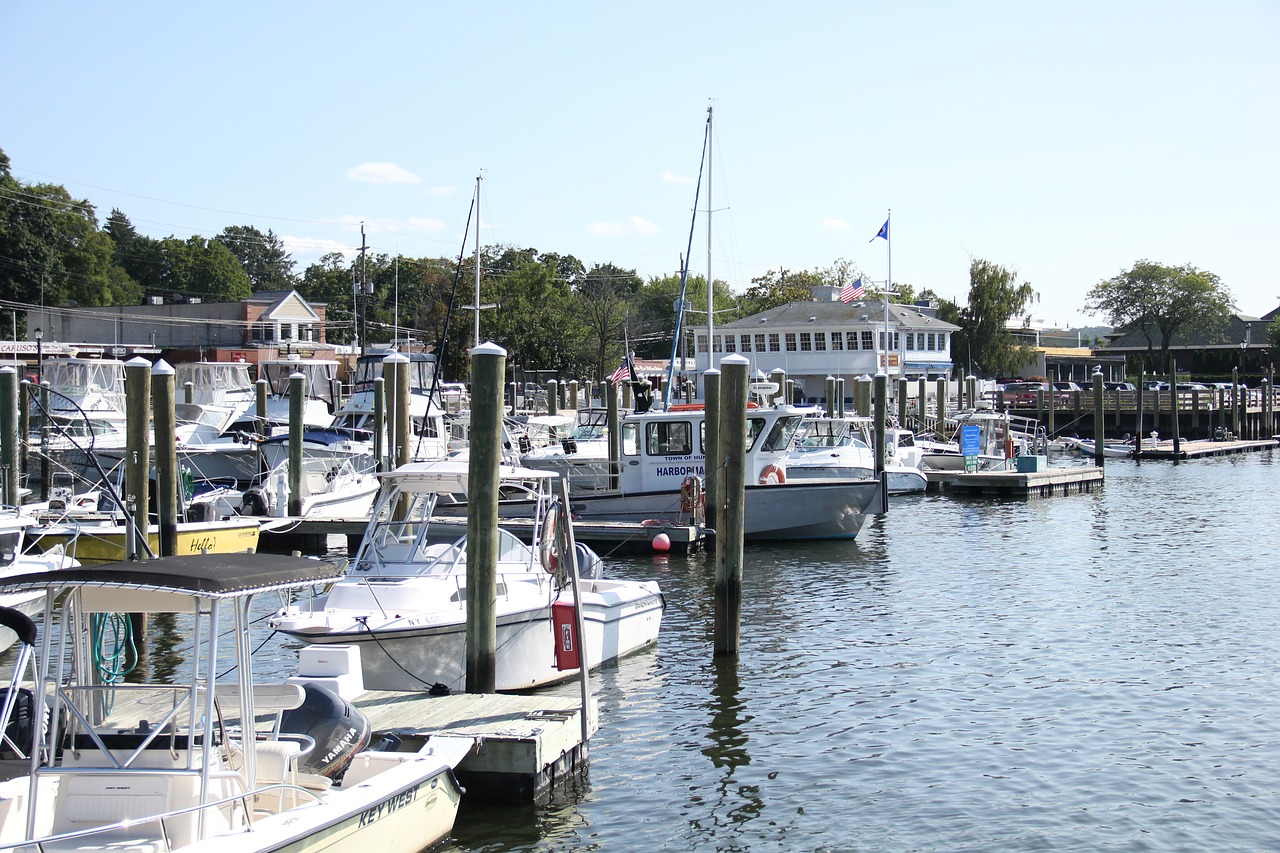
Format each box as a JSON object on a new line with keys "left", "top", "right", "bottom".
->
{"left": 781, "top": 415, "right": 927, "bottom": 495}
{"left": 0, "top": 553, "right": 471, "bottom": 853}
{"left": 269, "top": 460, "right": 665, "bottom": 692}
{"left": 0, "top": 510, "right": 78, "bottom": 652}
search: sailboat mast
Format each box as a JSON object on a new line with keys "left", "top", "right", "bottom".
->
{"left": 706, "top": 106, "right": 715, "bottom": 372}
{"left": 473, "top": 175, "right": 482, "bottom": 350}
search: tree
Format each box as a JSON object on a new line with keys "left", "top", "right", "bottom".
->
{"left": 952, "top": 259, "right": 1038, "bottom": 378}
{"left": 215, "top": 225, "right": 297, "bottom": 291}
{"left": 740, "top": 268, "right": 818, "bottom": 314}
{"left": 1084, "top": 260, "right": 1234, "bottom": 372}
{"left": 575, "top": 263, "right": 642, "bottom": 380}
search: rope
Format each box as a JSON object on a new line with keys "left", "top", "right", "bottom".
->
{"left": 92, "top": 613, "right": 137, "bottom": 707}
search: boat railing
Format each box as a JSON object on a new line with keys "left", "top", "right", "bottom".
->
{"left": 0, "top": 778, "right": 325, "bottom": 852}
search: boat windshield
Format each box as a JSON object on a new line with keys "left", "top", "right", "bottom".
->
{"left": 758, "top": 415, "right": 802, "bottom": 452}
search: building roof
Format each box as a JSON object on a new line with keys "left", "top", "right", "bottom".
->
{"left": 1103, "top": 312, "right": 1268, "bottom": 351}
{"left": 713, "top": 300, "right": 960, "bottom": 332}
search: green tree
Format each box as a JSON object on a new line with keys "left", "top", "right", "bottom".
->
{"left": 740, "top": 267, "right": 818, "bottom": 314}
{"left": 951, "top": 259, "right": 1038, "bottom": 378}
{"left": 1084, "top": 260, "right": 1234, "bottom": 372}
{"left": 575, "top": 262, "right": 642, "bottom": 379}
{"left": 1266, "top": 316, "right": 1280, "bottom": 360}
{"left": 300, "top": 252, "right": 357, "bottom": 345}
{"left": 215, "top": 225, "right": 297, "bottom": 291}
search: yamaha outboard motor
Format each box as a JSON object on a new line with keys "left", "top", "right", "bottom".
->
{"left": 279, "top": 682, "right": 371, "bottom": 780}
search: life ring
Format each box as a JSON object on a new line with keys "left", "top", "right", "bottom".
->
{"left": 759, "top": 463, "right": 786, "bottom": 485}
{"left": 539, "top": 501, "right": 562, "bottom": 573}
{"left": 679, "top": 475, "right": 704, "bottom": 512}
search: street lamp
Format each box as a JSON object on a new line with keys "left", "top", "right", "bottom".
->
{"left": 33, "top": 326, "right": 43, "bottom": 386}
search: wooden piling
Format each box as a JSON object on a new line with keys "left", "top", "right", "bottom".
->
{"left": 546, "top": 379, "right": 559, "bottom": 416}
{"left": 704, "top": 369, "right": 720, "bottom": 527}
{"left": 824, "top": 376, "right": 836, "bottom": 418}
{"left": 897, "top": 378, "right": 908, "bottom": 428}
{"left": 1169, "top": 360, "right": 1180, "bottom": 455}
{"left": 856, "top": 376, "right": 871, "bottom": 417}
{"left": 372, "top": 376, "right": 385, "bottom": 472}
{"left": 152, "top": 360, "right": 179, "bottom": 557}
{"left": 873, "top": 374, "right": 887, "bottom": 476}
{"left": 394, "top": 357, "right": 411, "bottom": 468}
{"left": 1135, "top": 369, "right": 1146, "bottom": 458}
{"left": 288, "top": 372, "right": 305, "bottom": 517}
{"left": 714, "top": 355, "right": 748, "bottom": 657}
{"left": 125, "top": 358, "right": 152, "bottom": 560}
{"left": 183, "top": 380, "right": 194, "bottom": 406}
{"left": 255, "top": 378, "right": 269, "bottom": 438}
{"left": 466, "top": 342, "right": 507, "bottom": 694}
{"left": 18, "top": 379, "right": 29, "bottom": 498}
{"left": 1092, "top": 370, "right": 1105, "bottom": 467}
{"left": 569, "top": 379, "right": 579, "bottom": 411}
{"left": 785, "top": 379, "right": 795, "bottom": 405}
{"left": 39, "top": 381, "right": 50, "bottom": 501}
{"left": 0, "top": 368, "right": 17, "bottom": 507}
{"left": 935, "top": 377, "right": 947, "bottom": 421}
{"left": 917, "top": 377, "right": 926, "bottom": 429}
{"left": 606, "top": 380, "right": 620, "bottom": 490}
{"left": 837, "top": 378, "right": 846, "bottom": 418}
{"left": 769, "top": 369, "right": 786, "bottom": 406}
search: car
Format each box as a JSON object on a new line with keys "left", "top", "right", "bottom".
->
{"left": 1143, "top": 380, "right": 1169, "bottom": 391}
{"left": 1175, "top": 382, "right": 1210, "bottom": 392}
{"left": 1103, "top": 381, "right": 1137, "bottom": 391}
{"left": 1051, "top": 381, "right": 1083, "bottom": 394}
{"left": 1001, "top": 381, "right": 1050, "bottom": 405}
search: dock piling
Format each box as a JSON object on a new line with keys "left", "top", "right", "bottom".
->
{"left": 152, "top": 360, "right": 178, "bottom": 557}
{"left": 466, "top": 342, "right": 507, "bottom": 694}
{"left": 0, "top": 368, "right": 17, "bottom": 507}
{"left": 714, "top": 355, "right": 748, "bottom": 656}
{"left": 125, "top": 357, "right": 152, "bottom": 561}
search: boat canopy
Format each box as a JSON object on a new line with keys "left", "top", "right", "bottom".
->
{"left": 0, "top": 553, "right": 343, "bottom": 609}
{"left": 376, "top": 459, "right": 556, "bottom": 495}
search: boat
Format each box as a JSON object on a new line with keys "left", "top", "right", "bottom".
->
{"left": 28, "top": 513, "right": 264, "bottom": 566}
{"left": 0, "top": 510, "right": 78, "bottom": 652}
{"left": 920, "top": 407, "right": 1032, "bottom": 472}
{"left": 438, "top": 393, "right": 884, "bottom": 540}
{"left": 781, "top": 415, "right": 927, "bottom": 495}
{"left": 0, "top": 552, "right": 471, "bottom": 853}
{"left": 269, "top": 459, "right": 665, "bottom": 692}
{"left": 518, "top": 407, "right": 611, "bottom": 490}
{"left": 257, "top": 355, "right": 342, "bottom": 429}
{"left": 238, "top": 454, "right": 380, "bottom": 520}
{"left": 329, "top": 349, "right": 451, "bottom": 461}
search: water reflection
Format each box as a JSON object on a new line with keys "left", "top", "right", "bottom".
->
{"left": 687, "top": 656, "right": 763, "bottom": 848}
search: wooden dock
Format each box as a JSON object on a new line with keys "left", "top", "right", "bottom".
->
{"left": 261, "top": 516, "right": 706, "bottom": 556}
{"left": 1135, "top": 438, "right": 1278, "bottom": 460}
{"left": 930, "top": 466, "right": 1105, "bottom": 497}
{"left": 352, "top": 690, "right": 595, "bottom": 804}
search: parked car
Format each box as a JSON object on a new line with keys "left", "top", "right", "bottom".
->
{"left": 1001, "top": 381, "right": 1050, "bottom": 404}
{"left": 1143, "top": 381, "right": 1170, "bottom": 391}
{"left": 1051, "top": 381, "right": 1083, "bottom": 394}
{"left": 1103, "top": 381, "right": 1137, "bottom": 391}
{"left": 1175, "top": 382, "right": 1210, "bottom": 392}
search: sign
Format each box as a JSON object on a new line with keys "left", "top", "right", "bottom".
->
{"left": 878, "top": 354, "right": 900, "bottom": 368}
{"left": 960, "top": 424, "right": 980, "bottom": 456}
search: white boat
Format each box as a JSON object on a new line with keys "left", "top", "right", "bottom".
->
{"left": 438, "top": 397, "right": 884, "bottom": 540}
{"left": 920, "top": 407, "right": 1031, "bottom": 472}
{"left": 0, "top": 553, "right": 472, "bottom": 853}
{"left": 238, "top": 453, "right": 380, "bottom": 520}
{"left": 1060, "top": 435, "right": 1135, "bottom": 458}
{"left": 519, "top": 407, "right": 611, "bottom": 490}
{"left": 0, "top": 510, "right": 78, "bottom": 652}
{"left": 269, "top": 460, "right": 665, "bottom": 692}
{"left": 258, "top": 355, "right": 341, "bottom": 429}
{"left": 330, "top": 350, "right": 451, "bottom": 461}
{"left": 781, "top": 416, "right": 927, "bottom": 495}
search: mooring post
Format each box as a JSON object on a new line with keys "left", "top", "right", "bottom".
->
{"left": 1092, "top": 369, "right": 1105, "bottom": 467}
{"left": 935, "top": 377, "right": 947, "bottom": 422}
{"left": 394, "top": 357, "right": 411, "bottom": 468}
{"left": 372, "top": 376, "right": 385, "bottom": 472}
{"left": 769, "top": 369, "right": 786, "bottom": 407}
{"left": 714, "top": 355, "right": 748, "bottom": 656}
{"left": 1232, "top": 367, "right": 1241, "bottom": 438}
{"left": 1046, "top": 380, "right": 1056, "bottom": 437}
{"left": 917, "top": 377, "right": 927, "bottom": 429}
{"left": 183, "top": 380, "right": 194, "bottom": 406}
{"left": 255, "top": 378, "right": 269, "bottom": 438}
{"left": 703, "top": 369, "right": 720, "bottom": 529}
{"left": 569, "top": 379, "right": 579, "bottom": 411}
{"left": 875, "top": 372, "right": 889, "bottom": 513}
{"left": 856, "top": 376, "right": 871, "bottom": 417}
{"left": 897, "top": 378, "right": 909, "bottom": 428}
{"left": 837, "top": 378, "right": 846, "bottom": 418}
{"left": 39, "top": 381, "right": 50, "bottom": 501}
{"left": 606, "top": 380, "right": 620, "bottom": 490}
{"left": 546, "top": 379, "right": 559, "bottom": 416}
{"left": 384, "top": 356, "right": 401, "bottom": 466}
{"left": 125, "top": 357, "right": 152, "bottom": 561}
{"left": 466, "top": 342, "right": 506, "bottom": 694}
{"left": 824, "top": 376, "right": 835, "bottom": 418}
{"left": 288, "top": 372, "right": 305, "bottom": 517}
{"left": 0, "top": 368, "right": 17, "bottom": 507}
{"left": 152, "top": 360, "right": 179, "bottom": 557}
{"left": 1169, "top": 360, "right": 1180, "bottom": 456}
{"left": 1136, "top": 369, "right": 1146, "bottom": 458}
{"left": 621, "top": 379, "right": 632, "bottom": 411}
{"left": 785, "top": 379, "right": 795, "bottom": 406}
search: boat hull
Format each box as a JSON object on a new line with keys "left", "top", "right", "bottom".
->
{"left": 34, "top": 519, "right": 261, "bottom": 565}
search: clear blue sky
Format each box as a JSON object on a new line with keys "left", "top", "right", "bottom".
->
{"left": 3, "top": 1, "right": 1277, "bottom": 329}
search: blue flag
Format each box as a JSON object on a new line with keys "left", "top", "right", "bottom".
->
{"left": 870, "top": 219, "right": 889, "bottom": 242}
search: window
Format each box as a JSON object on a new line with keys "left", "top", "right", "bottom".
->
{"left": 755, "top": 333, "right": 767, "bottom": 353}
{"left": 815, "top": 332, "right": 826, "bottom": 351}
{"left": 831, "top": 331, "right": 843, "bottom": 351}
{"left": 740, "top": 334, "right": 752, "bottom": 353}
{"left": 799, "top": 332, "right": 812, "bottom": 352}
{"left": 785, "top": 333, "right": 797, "bottom": 352}
{"left": 696, "top": 334, "right": 708, "bottom": 354}
{"left": 646, "top": 421, "right": 693, "bottom": 456}
{"left": 769, "top": 333, "right": 780, "bottom": 352}
{"left": 939, "top": 333, "right": 948, "bottom": 354}
{"left": 926, "top": 333, "right": 935, "bottom": 351}
{"left": 847, "top": 331, "right": 859, "bottom": 350}
{"left": 861, "top": 331, "right": 873, "bottom": 350}
{"left": 621, "top": 422, "right": 639, "bottom": 456}
{"left": 713, "top": 336, "right": 723, "bottom": 353}
{"left": 724, "top": 335, "right": 735, "bottom": 353}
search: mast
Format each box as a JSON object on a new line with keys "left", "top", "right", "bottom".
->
{"left": 473, "top": 175, "right": 482, "bottom": 350}
{"left": 706, "top": 105, "right": 715, "bottom": 372}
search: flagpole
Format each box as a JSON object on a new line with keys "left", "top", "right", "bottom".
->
{"left": 883, "top": 210, "right": 891, "bottom": 376}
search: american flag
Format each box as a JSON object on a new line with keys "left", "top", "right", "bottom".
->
{"left": 608, "top": 359, "right": 630, "bottom": 383}
{"left": 839, "top": 278, "right": 866, "bottom": 304}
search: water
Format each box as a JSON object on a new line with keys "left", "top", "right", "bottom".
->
{"left": 10, "top": 451, "right": 1279, "bottom": 851}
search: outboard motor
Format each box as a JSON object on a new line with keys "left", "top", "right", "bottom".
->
{"left": 279, "top": 682, "right": 371, "bottom": 780}
{"left": 574, "top": 542, "right": 604, "bottom": 580}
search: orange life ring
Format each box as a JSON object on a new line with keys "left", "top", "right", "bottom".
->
{"left": 759, "top": 463, "right": 786, "bottom": 485}
{"left": 539, "top": 502, "right": 562, "bottom": 573}
{"left": 679, "top": 475, "right": 704, "bottom": 512}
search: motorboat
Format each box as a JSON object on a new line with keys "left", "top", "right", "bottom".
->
{"left": 0, "top": 510, "right": 78, "bottom": 652}
{"left": 238, "top": 455, "right": 379, "bottom": 520}
{"left": 257, "top": 355, "right": 341, "bottom": 429}
{"left": 0, "top": 553, "right": 471, "bottom": 853}
{"left": 329, "top": 349, "right": 450, "bottom": 461}
{"left": 28, "top": 512, "right": 264, "bottom": 566}
{"left": 518, "top": 407, "right": 611, "bottom": 490}
{"left": 437, "top": 396, "right": 884, "bottom": 540}
{"left": 920, "top": 407, "right": 1031, "bottom": 472}
{"left": 781, "top": 416, "right": 927, "bottom": 495}
{"left": 269, "top": 460, "right": 665, "bottom": 692}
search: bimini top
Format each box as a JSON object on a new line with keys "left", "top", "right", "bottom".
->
{"left": 379, "top": 458, "right": 555, "bottom": 495}
{"left": 0, "top": 553, "right": 344, "bottom": 602}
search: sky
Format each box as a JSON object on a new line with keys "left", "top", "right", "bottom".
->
{"left": 2, "top": 1, "right": 1277, "bottom": 330}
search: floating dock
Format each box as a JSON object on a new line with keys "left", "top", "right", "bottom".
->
{"left": 262, "top": 516, "right": 705, "bottom": 556}
{"left": 352, "top": 690, "right": 595, "bottom": 804}
{"left": 1135, "top": 438, "right": 1278, "bottom": 460}
{"left": 929, "top": 466, "right": 1105, "bottom": 497}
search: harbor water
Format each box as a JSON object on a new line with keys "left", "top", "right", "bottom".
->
{"left": 13, "top": 451, "right": 1279, "bottom": 851}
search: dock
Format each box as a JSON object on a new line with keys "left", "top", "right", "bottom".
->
{"left": 929, "top": 466, "right": 1105, "bottom": 497}
{"left": 352, "top": 690, "right": 595, "bottom": 804}
{"left": 261, "top": 515, "right": 706, "bottom": 557}
{"left": 1134, "top": 438, "right": 1278, "bottom": 460}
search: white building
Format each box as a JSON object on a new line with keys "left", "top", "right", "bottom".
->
{"left": 691, "top": 286, "right": 959, "bottom": 401}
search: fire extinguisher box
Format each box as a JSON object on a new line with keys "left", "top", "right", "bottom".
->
{"left": 551, "top": 601, "right": 581, "bottom": 671}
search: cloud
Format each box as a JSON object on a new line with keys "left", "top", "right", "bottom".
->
{"left": 662, "top": 170, "right": 694, "bottom": 185}
{"left": 588, "top": 216, "right": 659, "bottom": 237}
{"left": 345, "top": 162, "right": 422, "bottom": 185}
{"left": 280, "top": 234, "right": 356, "bottom": 263}
{"left": 822, "top": 219, "right": 852, "bottom": 230}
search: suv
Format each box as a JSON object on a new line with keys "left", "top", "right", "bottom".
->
{"left": 1002, "top": 381, "right": 1050, "bottom": 405}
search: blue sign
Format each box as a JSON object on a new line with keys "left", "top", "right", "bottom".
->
{"left": 960, "top": 424, "right": 981, "bottom": 457}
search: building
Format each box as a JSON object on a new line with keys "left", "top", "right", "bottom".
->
{"left": 691, "top": 287, "right": 959, "bottom": 401}
{"left": 25, "top": 290, "right": 339, "bottom": 367}
{"left": 1100, "top": 309, "right": 1275, "bottom": 380}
